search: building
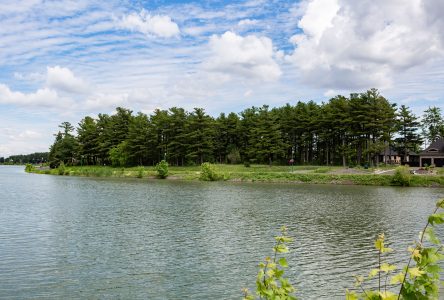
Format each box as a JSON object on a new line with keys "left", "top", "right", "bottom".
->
{"left": 379, "top": 146, "right": 419, "bottom": 166}
{"left": 419, "top": 138, "right": 444, "bottom": 167}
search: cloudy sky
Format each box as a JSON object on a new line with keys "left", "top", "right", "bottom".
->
{"left": 1, "top": 0, "right": 444, "bottom": 157}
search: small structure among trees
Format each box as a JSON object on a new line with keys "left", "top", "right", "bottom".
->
{"left": 419, "top": 138, "right": 444, "bottom": 167}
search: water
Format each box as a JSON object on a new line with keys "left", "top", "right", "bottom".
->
{"left": 0, "top": 165, "right": 442, "bottom": 299}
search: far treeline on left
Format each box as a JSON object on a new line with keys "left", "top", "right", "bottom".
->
{"left": 3, "top": 89, "right": 444, "bottom": 169}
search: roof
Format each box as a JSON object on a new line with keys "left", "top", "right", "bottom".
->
{"left": 379, "top": 146, "right": 418, "bottom": 156}
{"left": 419, "top": 138, "right": 444, "bottom": 156}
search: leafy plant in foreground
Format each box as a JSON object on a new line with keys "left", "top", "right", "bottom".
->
{"left": 243, "top": 226, "right": 297, "bottom": 300}
{"left": 347, "top": 198, "right": 444, "bottom": 299}
{"left": 245, "top": 200, "right": 444, "bottom": 300}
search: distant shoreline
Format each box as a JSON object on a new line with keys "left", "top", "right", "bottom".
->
{"left": 26, "top": 165, "right": 444, "bottom": 187}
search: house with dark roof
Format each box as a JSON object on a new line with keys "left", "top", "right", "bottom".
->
{"left": 378, "top": 145, "right": 419, "bottom": 166}
{"left": 419, "top": 138, "right": 444, "bottom": 167}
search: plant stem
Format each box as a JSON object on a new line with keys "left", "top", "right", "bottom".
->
{"left": 378, "top": 248, "right": 381, "bottom": 295}
{"left": 397, "top": 205, "right": 440, "bottom": 300}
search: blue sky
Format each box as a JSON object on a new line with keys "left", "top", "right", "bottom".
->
{"left": 1, "top": 0, "right": 444, "bottom": 157}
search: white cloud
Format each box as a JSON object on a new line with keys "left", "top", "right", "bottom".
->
{"left": 238, "top": 19, "right": 258, "bottom": 27}
{"left": 84, "top": 93, "right": 125, "bottom": 110}
{"left": 203, "top": 31, "right": 281, "bottom": 82}
{"left": 0, "top": 128, "right": 48, "bottom": 158}
{"left": 14, "top": 71, "right": 45, "bottom": 82}
{"left": 118, "top": 10, "right": 180, "bottom": 38}
{"left": 0, "top": 84, "right": 72, "bottom": 108}
{"left": 287, "top": 0, "right": 444, "bottom": 90}
{"left": 46, "top": 66, "right": 91, "bottom": 94}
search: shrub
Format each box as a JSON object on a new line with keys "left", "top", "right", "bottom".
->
{"left": 243, "top": 160, "right": 251, "bottom": 168}
{"left": 57, "top": 161, "right": 65, "bottom": 175}
{"left": 136, "top": 166, "right": 144, "bottom": 178}
{"left": 25, "top": 163, "right": 34, "bottom": 172}
{"left": 200, "top": 162, "right": 221, "bottom": 181}
{"left": 155, "top": 160, "right": 169, "bottom": 179}
{"left": 392, "top": 166, "right": 411, "bottom": 186}
{"left": 227, "top": 148, "right": 241, "bottom": 164}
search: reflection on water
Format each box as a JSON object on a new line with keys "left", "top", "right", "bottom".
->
{"left": 0, "top": 166, "right": 442, "bottom": 299}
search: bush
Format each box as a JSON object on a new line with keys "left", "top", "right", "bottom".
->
{"left": 243, "top": 160, "right": 251, "bottom": 168}
{"left": 200, "top": 162, "right": 221, "bottom": 181}
{"left": 57, "top": 161, "right": 66, "bottom": 175}
{"left": 136, "top": 166, "right": 144, "bottom": 178}
{"left": 155, "top": 160, "right": 169, "bottom": 179}
{"left": 227, "top": 148, "right": 241, "bottom": 164}
{"left": 25, "top": 163, "right": 34, "bottom": 172}
{"left": 392, "top": 166, "right": 411, "bottom": 186}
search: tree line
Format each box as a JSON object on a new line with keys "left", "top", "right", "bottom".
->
{"left": 1, "top": 152, "right": 49, "bottom": 164}
{"left": 46, "top": 89, "right": 444, "bottom": 168}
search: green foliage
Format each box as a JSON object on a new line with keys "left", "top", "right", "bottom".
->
{"left": 24, "top": 163, "right": 34, "bottom": 172}
{"left": 136, "top": 166, "right": 144, "bottom": 178}
{"left": 347, "top": 199, "right": 444, "bottom": 299}
{"left": 392, "top": 166, "right": 411, "bottom": 186}
{"left": 156, "top": 160, "right": 169, "bottom": 179}
{"left": 57, "top": 161, "right": 65, "bottom": 175}
{"left": 244, "top": 199, "right": 444, "bottom": 300}
{"left": 243, "top": 226, "right": 297, "bottom": 300}
{"left": 39, "top": 88, "right": 444, "bottom": 168}
{"left": 227, "top": 147, "right": 241, "bottom": 164}
{"left": 200, "top": 162, "right": 221, "bottom": 181}
{"left": 109, "top": 141, "right": 129, "bottom": 167}
{"left": 313, "top": 167, "right": 331, "bottom": 173}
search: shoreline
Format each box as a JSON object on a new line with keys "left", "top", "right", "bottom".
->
{"left": 27, "top": 165, "right": 444, "bottom": 187}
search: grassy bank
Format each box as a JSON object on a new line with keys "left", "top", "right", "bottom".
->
{"left": 28, "top": 164, "right": 444, "bottom": 187}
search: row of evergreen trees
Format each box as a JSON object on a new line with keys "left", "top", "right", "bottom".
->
{"left": 48, "top": 89, "right": 444, "bottom": 168}
{"left": 1, "top": 152, "right": 49, "bottom": 164}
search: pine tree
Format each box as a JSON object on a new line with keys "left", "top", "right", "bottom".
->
{"left": 422, "top": 106, "right": 444, "bottom": 145}
{"left": 394, "top": 105, "right": 422, "bottom": 163}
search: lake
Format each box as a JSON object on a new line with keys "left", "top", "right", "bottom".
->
{"left": 0, "top": 165, "right": 442, "bottom": 299}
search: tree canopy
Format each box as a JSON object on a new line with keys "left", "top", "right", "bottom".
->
{"left": 44, "top": 90, "right": 441, "bottom": 168}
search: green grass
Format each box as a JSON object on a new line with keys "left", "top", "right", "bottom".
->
{"left": 29, "top": 164, "right": 444, "bottom": 187}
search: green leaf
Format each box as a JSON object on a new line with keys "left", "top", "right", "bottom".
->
{"left": 274, "top": 244, "right": 289, "bottom": 253}
{"left": 380, "top": 263, "right": 397, "bottom": 273}
{"left": 424, "top": 227, "right": 441, "bottom": 245}
{"left": 278, "top": 257, "right": 288, "bottom": 268}
{"left": 436, "top": 198, "right": 444, "bottom": 209}
{"left": 346, "top": 289, "right": 358, "bottom": 300}
{"left": 369, "top": 268, "right": 379, "bottom": 278}
{"left": 408, "top": 267, "right": 425, "bottom": 277}
{"left": 428, "top": 212, "right": 444, "bottom": 225}
{"left": 390, "top": 272, "right": 405, "bottom": 284}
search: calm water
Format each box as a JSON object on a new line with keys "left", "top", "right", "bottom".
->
{"left": 0, "top": 165, "right": 442, "bottom": 299}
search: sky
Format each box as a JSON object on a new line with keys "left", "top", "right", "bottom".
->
{"left": 1, "top": 0, "right": 444, "bottom": 157}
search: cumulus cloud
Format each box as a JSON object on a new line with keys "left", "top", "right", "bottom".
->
{"left": 0, "top": 128, "right": 48, "bottom": 158}
{"left": 46, "top": 66, "right": 90, "bottom": 94}
{"left": 203, "top": 31, "right": 281, "bottom": 82}
{"left": 287, "top": 0, "right": 444, "bottom": 89}
{"left": 118, "top": 10, "right": 180, "bottom": 38}
{"left": 0, "top": 84, "right": 71, "bottom": 108}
